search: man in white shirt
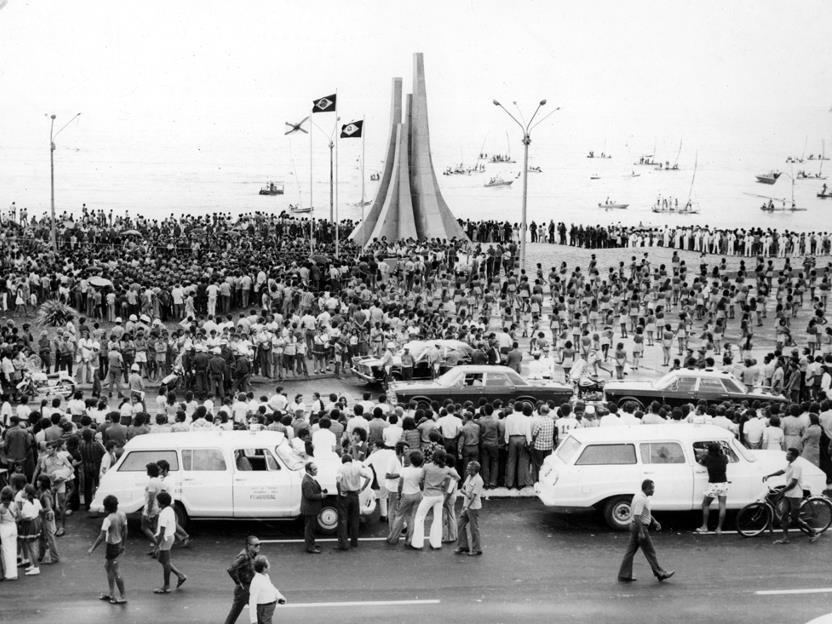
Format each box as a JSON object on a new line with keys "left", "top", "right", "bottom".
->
{"left": 599, "top": 404, "right": 622, "bottom": 427}
{"left": 504, "top": 402, "right": 532, "bottom": 489}
{"left": 742, "top": 410, "right": 767, "bottom": 449}
{"left": 764, "top": 448, "right": 821, "bottom": 544}
{"left": 311, "top": 418, "right": 337, "bottom": 458}
{"left": 618, "top": 479, "right": 675, "bottom": 582}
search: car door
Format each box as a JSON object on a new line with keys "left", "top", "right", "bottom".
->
{"left": 660, "top": 375, "right": 698, "bottom": 407}
{"left": 638, "top": 441, "right": 693, "bottom": 510}
{"left": 109, "top": 449, "right": 180, "bottom": 514}
{"left": 457, "top": 371, "right": 486, "bottom": 403}
{"left": 691, "top": 440, "right": 755, "bottom": 508}
{"left": 179, "top": 448, "right": 233, "bottom": 517}
{"left": 696, "top": 377, "right": 728, "bottom": 403}
{"left": 482, "top": 371, "right": 517, "bottom": 402}
{"left": 232, "top": 446, "right": 298, "bottom": 518}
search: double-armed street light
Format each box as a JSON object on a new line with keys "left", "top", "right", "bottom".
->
{"left": 49, "top": 112, "right": 82, "bottom": 252}
{"left": 492, "top": 99, "right": 560, "bottom": 271}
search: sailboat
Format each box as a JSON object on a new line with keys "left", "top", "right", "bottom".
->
{"left": 758, "top": 169, "right": 806, "bottom": 212}
{"left": 489, "top": 132, "right": 516, "bottom": 163}
{"left": 653, "top": 154, "right": 700, "bottom": 214}
{"left": 655, "top": 139, "right": 682, "bottom": 171}
{"left": 796, "top": 158, "right": 826, "bottom": 180}
{"left": 807, "top": 140, "right": 830, "bottom": 161}
{"left": 786, "top": 137, "right": 808, "bottom": 164}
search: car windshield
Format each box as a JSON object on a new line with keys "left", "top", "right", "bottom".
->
{"left": 274, "top": 440, "right": 305, "bottom": 471}
{"left": 555, "top": 436, "right": 582, "bottom": 464}
{"left": 730, "top": 439, "right": 757, "bottom": 463}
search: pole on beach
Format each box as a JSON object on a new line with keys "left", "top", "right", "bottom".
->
{"left": 334, "top": 89, "right": 340, "bottom": 258}
{"left": 48, "top": 112, "right": 81, "bottom": 253}
{"left": 493, "top": 100, "right": 558, "bottom": 271}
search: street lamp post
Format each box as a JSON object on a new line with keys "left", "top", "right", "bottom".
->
{"left": 49, "top": 112, "right": 81, "bottom": 252}
{"left": 492, "top": 99, "right": 559, "bottom": 271}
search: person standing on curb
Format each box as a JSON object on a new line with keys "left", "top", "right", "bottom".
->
{"left": 455, "top": 460, "right": 484, "bottom": 556}
{"left": 152, "top": 491, "right": 187, "bottom": 594}
{"left": 88, "top": 494, "right": 128, "bottom": 604}
{"left": 334, "top": 454, "right": 371, "bottom": 551}
{"left": 224, "top": 535, "right": 261, "bottom": 624}
{"left": 248, "top": 555, "right": 286, "bottom": 624}
{"left": 301, "top": 462, "right": 326, "bottom": 554}
{"left": 618, "top": 479, "right": 675, "bottom": 583}
{"left": 695, "top": 443, "right": 729, "bottom": 534}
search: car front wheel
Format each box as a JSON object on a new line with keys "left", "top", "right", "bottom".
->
{"left": 317, "top": 498, "right": 339, "bottom": 535}
{"left": 603, "top": 496, "right": 633, "bottom": 531}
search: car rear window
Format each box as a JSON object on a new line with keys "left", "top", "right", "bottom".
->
{"left": 118, "top": 450, "right": 179, "bottom": 472}
{"left": 575, "top": 444, "right": 636, "bottom": 465}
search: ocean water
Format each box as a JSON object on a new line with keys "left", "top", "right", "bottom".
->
{"left": 2, "top": 105, "right": 830, "bottom": 233}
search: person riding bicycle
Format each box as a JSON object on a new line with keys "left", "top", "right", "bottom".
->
{"left": 762, "top": 448, "right": 821, "bottom": 545}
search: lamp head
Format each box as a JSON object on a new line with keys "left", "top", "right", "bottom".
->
{"left": 50, "top": 114, "right": 56, "bottom": 120}
{"left": 539, "top": 99, "right": 547, "bottom": 106}
{"left": 492, "top": 100, "right": 500, "bottom": 107}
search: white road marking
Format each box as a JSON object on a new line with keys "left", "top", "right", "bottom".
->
{"left": 283, "top": 599, "right": 441, "bottom": 609}
{"left": 260, "top": 537, "right": 390, "bottom": 544}
{"left": 756, "top": 588, "right": 832, "bottom": 596}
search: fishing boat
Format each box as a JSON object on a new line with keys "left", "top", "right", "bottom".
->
{"left": 628, "top": 171, "right": 641, "bottom": 178}
{"left": 484, "top": 176, "right": 513, "bottom": 188}
{"left": 654, "top": 139, "right": 682, "bottom": 171}
{"left": 797, "top": 158, "right": 826, "bottom": 180}
{"left": 818, "top": 184, "right": 831, "bottom": 199}
{"left": 259, "top": 182, "right": 284, "bottom": 196}
{"left": 633, "top": 155, "right": 659, "bottom": 166}
{"left": 653, "top": 153, "right": 700, "bottom": 214}
{"left": 369, "top": 172, "right": 380, "bottom": 181}
{"left": 598, "top": 199, "right": 628, "bottom": 210}
{"left": 807, "top": 141, "right": 829, "bottom": 161}
{"left": 587, "top": 151, "right": 612, "bottom": 159}
{"left": 759, "top": 202, "right": 807, "bottom": 212}
{"left": 289, "top": 204, "right": 313, "bottom": 214}
{"left": 528, "top": 165, "right": 543, "bottom": 173}
{"left": 755, "top": 171, "right": 781, "bottom": 185}
{"left": 589, "top": 174, "right": 601, "bottom": 180}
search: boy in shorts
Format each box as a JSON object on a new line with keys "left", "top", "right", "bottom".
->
{"left": 88, "top": 494, "right": 127, "bottom": 604}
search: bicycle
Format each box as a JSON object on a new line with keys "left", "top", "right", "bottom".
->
{"left": 735, "top": 485, "right": 832, "bottom": 538}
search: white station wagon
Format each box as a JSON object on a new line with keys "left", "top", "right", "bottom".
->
{"left": 90, "top": 430, "right": 376, "bottom": 533}
{"left": 535, "top": 424, "right": 826, "bottom": 530}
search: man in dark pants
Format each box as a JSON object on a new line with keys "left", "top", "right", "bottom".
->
{"left": 618, "top": 479, "right": 675, "bottom": 583}
{"left": 334, "top": 454, "right": 371, "bottom": 551}
{"left": 223, "top": 535, "right": 260, "bottom": 624}
{"left": 300, "top": 462, "right": 327, "bottom": 554}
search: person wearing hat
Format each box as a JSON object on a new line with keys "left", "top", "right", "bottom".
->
{"left": 128, "top": 363, "right": 144, "bottom": 402}
{"left": 192, "top": 345, "right": 210, "bottom": 400}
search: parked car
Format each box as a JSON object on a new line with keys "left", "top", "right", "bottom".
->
{"left": 389, "top": 364, "right": 574, "bottom": 409}
{"left": 535, "top": 423, "right": 825, "bottom": 530}
{"left": 89, "top": 431, "right": 376, "bottom": 534}
{"left": 351, "top": 339, "right": 474, "bottom": 384}
{"left": 602, "top": 369, "right": 787, "bottom": 409}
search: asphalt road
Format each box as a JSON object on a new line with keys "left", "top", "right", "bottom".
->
{"left": 1, "top": 499, "right": 831, "bottom": 624}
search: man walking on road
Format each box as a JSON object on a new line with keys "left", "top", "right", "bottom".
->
{"left": 224, "top": 535, "right": 261, "bottom": 624}
{"left": 618, "top": 479, "right": 675, "bottom": 583}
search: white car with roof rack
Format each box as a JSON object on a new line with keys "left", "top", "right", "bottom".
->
{"left": 535, "top": 424, "right": 825, "bottom": 530}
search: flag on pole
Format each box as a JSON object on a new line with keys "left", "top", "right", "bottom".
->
{"left": 340, "top": 120, "right": 363, "bottom": 139}
{"left": 312, "top": 94, "right": 337, "bottom": 113}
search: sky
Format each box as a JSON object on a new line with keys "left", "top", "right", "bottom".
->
{"left": 0, "top": 0, "right": 831, "bottom": 212}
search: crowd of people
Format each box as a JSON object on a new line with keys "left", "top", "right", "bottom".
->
{"left": 1, "top": 205, "right": 832, "bottom": 597}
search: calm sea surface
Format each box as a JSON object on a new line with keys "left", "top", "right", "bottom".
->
{"left": 1, "top": 105, "right": 830, "bottom": 233}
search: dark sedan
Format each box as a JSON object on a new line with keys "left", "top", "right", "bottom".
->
{"left": 602, "top": 369, "right": 788, "bottom": 409}
{"left": 388, "top": 365, "right": 574, "bottom": 408}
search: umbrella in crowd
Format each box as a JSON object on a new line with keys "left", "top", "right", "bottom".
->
{"left": 120, "top": 229, "right": 142, "bottom": 237}
{"left": 88, "top": 276, "right": 113, "bottom": 288}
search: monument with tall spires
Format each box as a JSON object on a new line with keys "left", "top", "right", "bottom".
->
{"left": 349, "top": 53, "right": 468, "bottom": 246}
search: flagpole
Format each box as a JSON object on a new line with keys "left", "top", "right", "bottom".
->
{"left": 308, "top": 116, "right": 314, "bottom": 253}
{"left": 361, "top": 120, "right": 365, "bottom": 220}
{"left": 334, "top": 88, "right": 340, "bottom": 258}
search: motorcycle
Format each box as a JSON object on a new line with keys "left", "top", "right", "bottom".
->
{"left": 16, "top": 369, "right": 76, "bottom": 399}
{"left": 159, "top": 364, "right": 185, "bottom": 395}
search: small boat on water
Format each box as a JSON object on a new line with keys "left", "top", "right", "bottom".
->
{"left": 818, "top": 184, "right": 831, "bottom": 199}
{"left": 369, "top": 172, "right": 380, "bottom": 181}
{"left": 587, "top": 151, "right": 612, "bottom": 159}
{"left": 528, "top": 165, "right": 543, "bottom": 173}
{"left": 599, "top": 199, "right": 628, "bottom": 210}
{"left": 755, "top": 171, "right": 781, "bottom": 185}
{"left": 652, "top": 203, "right": 699, "bottom": 215}
{"left": 654, "top": 162, "right": 680, "bottom": 171}
{"left": 589, "top": 174, "right": 601, "bottom": 180}
{"left": 797, "top": 170, "right": 827, "bottom": 180}
{"left": 259, "top": 182, "right": 284, "bottom": 196}
{"left": 634, "top": 156, "right": 659, "bottom": 166}
{"left": 484, "top": 176, "right": 513, "bottom": 188}
{"left": 760, "top": 203, "right": 807, "bottom": 212}
{"left": 289, "top": 204, "right": 313, "bottom": 214}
